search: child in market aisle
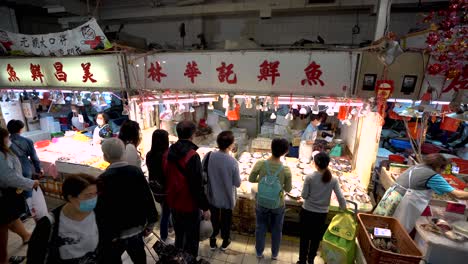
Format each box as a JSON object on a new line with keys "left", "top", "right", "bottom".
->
{"left": 297, "top": 152, "right": 346, "bottom": 264}
{"left": 249, "top": 138, "right": 292, "bottom": 260}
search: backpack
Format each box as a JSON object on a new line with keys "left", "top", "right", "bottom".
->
{"left": 164, "top": 149, "right": 198, "bottom": 212}
{"left": 257, "top": 161, "right": 283, "bottom": 209}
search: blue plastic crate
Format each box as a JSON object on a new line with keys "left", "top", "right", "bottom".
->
{"left": 390, "top": 139, "right": 412, "bottom": 150}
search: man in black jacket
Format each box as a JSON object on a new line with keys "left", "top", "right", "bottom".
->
{"left": 166, "top": 121, "right": 210, "bottom": 257}
{"left": 97, "top": 138, "right": 158, "bottom": 264}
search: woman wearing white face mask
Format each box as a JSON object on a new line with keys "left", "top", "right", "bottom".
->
{"left": 93, "top": 113, "right": 113, "bottom": 145}
{"left": 27, "top": 174, "right": 104, "bottom": 264}
{"left": 67, "top": 105, "right": 91, "bottom": 131}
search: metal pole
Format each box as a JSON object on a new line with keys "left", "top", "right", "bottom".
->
{"left": 374, "top": 0, "right": 392, "bottom": 41}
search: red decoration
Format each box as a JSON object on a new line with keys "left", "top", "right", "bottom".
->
{"left": 216, "top": 62, "right": 237, "bottom": 84}
{"left": 442, "top": 74, "right": 467, "bottom": 93}
{"left": 426, "top": 32, "right": 440, "bottom": 46}
{"left": 438, "top": 54, "right": 448, "bottom": 62}
{"left": 428, "top": 63, "right": 443, "bottom": 75}
{"left": 257, "top": 60, "right": 280, "bottom": 85}
{"left": 81, "top": 62, "right": 97, "bottom": 83}
{"left": 53, "top": 62, "right": 67, "bottom": 82}
{"left": 30, "top": 64, "right": 44, "bottom": 83}
{"left": 376, "top": 80, "right": 394, "bottom": 119}
{"left": 301, "top": 61, "right": 324, "bottom": 86}
{"left": 446, "top": 67, "right": 461, "bottom": 79}
{"left": 6, "top": 64, "right": 19, "bottom": 82}
{"left": 147, "top": 61, "right": 167, "bottom": 83}
{"left": 184, "top": 61, "right": 201, "bottom": 84}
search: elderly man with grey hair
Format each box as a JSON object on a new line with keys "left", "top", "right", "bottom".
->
{"left": 96, "top": 138, "right": 158, "bottom": 264}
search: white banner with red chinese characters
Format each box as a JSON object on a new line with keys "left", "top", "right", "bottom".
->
{"left": 0, "top": 18, "right": 112, "bottom": 56}
{"left": 127, "top": 51, "right": 359, "bottom": 96}
{"left": 0, "top": 54, "right": 126, "bottom": 89}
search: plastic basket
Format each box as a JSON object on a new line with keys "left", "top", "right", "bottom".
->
{"left": 390, "top": 139, "right": 411, "bottom": 150}
{"left": 357, "top": 213, "right": 423, "bottom": 264}
{"left": 441, "top": 174, "right": 466, "bottom": 190}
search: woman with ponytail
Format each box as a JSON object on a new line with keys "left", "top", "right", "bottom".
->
{"left": 297, "top": 152, "right": 346, "bottom": 264}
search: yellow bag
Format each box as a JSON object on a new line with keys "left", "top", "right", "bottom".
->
{"left": 328, "top": 211, "right": 356, "bottom": 241}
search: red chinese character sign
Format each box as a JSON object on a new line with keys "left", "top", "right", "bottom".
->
{"left": 258, "top": 60, "right": 280, "bottom": 85}
{"left": 216, "top": 62, "right": 237, "bottom": 84}
{"left": 6, "top": 64, "right": 19, "bottom": 82}
{"left": 184, "top": 61, "right": 201, "bottom": 83}
{"left": 147, "top": 61, "right": 167, "bottom": 83}
{"left": 81, "top": 62, "right": 97, "bottom": 83}
{"left": 53, "top": 62, "right": 67, "bottom": 82}
{"left": 302, "top": 61, "right": 324, "bottom": 86}
{"left": 30, "top": 64, "right": 44, "bottom": 83}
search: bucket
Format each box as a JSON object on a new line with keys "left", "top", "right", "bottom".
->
{"left": 338, "top": 106, "right": 350, "bottom": 120}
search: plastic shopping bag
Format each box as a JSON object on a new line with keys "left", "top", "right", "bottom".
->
{"left": 31, "top": 187, "right": 48, "bottom": 221}
{"left": 322, "top": 212, "right": 357, "bottom": 264}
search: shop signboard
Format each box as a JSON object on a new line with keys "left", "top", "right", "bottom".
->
{"left": 0, "top": 18, "right": 112, "bottom": 56}
{"left": 128, "top": 51, "right": 360, "bottom": 96}
{"left": 0, "top": 54, "right": 125, "bottom": 89}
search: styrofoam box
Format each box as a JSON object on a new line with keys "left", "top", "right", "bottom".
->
{"left": 414, "top": 218, "right": 468, "bottom": 263}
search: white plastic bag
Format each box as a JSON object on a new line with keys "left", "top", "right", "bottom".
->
{"left": 31, "top": 187, "right": 48, "bottom": 221}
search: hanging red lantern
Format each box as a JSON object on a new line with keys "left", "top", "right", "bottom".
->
{"left": 426, "top": 32, "right": 440, "bottom": 46}
{"left": 428, "top": 63, "right": 443, "bottom": 75}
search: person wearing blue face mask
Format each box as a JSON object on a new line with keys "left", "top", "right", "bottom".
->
{"left": 27, "top": 174, "right": 104, "bottom": 264}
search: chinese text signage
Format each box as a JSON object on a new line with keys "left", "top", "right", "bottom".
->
{"left": 130, "top": 51, "right": 359, "bottom": 96}
{"left": 0, "top": 54, "right": 125, "bottom": 89}
{"left": 0, "top": 18, "right": 112, "bottom": 56}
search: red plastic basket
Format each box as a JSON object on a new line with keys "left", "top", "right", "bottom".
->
{"left": 34, "top": 140, "right": 50, "bottom": 149}
{"left": 451, "top": 158, "right": 468, "bottom": 175}
{"left": 441, "top": 174, "right": 466, "bottom": 190}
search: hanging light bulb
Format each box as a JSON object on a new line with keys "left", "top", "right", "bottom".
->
{"left": 299, "top": 105, "right": 307, "bottom": 115}
{"left": 90, "top": 93, "right": 98, "bottom": 105}
{"left": 270, "top": 112, "right": 277, "bottom": 119}
{"left": 255, "top": 98, "right": 263, "bottom": 110}
{"left": 292, "top": 104, "right": 298, "bottom": 110}
{"left": 57, "top": 93, "right": 66, "bottom": 105}
{"left": 245, "top": 96, "right": 252, "bottom": 109}
{"left": 65, "top": 95, "right": 72, "bottom": 102}
{"left": 311, "top": 100, "right": 319, "bottom": 114}
{"left": 207, "top": 101, "right": 214, "bottom": 110}
{"left": 326, "top": 106, "right": 334, "bottom": 116}
{"left": 222, "top": 95, "right": 229, "bottom": 109}
{"left": 285, "top": 112, "right": 291, "bottom": 120}
{"left": 99, "top": 94, "right": 107, "bottom": 107}
{"left": 76, "top": 93, "right": 84, "bottom": 106}
{"left": 71, "top": 93, "right": 78, "bottom": 105}
{"left": 179, "top": 103, "right": 186, "bottom": 112}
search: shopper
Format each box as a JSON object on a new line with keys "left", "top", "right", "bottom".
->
{"left": 27, "top": 174, "right": 103, "bottom": 264}
{"left": 297, "top": 152, "right": 346, "bottom": 264}
{"left": 249, "top": 138, "right": 292, "bottom": 260}
{"left": 0, "top": 127, "right": 39, "bottom": 264}
{"left": 67, "top": 105, "right": 91, "bottom": 131}
{"left": 203, "top": 131, "right": 241, "bottom": 251}
{"left": 7, "top": 120, "right": 43, "bottom": 217}
{"left": 97, "top": 138, "right": 158, "bottom": 264}
{"left": 92, "top": 112, "right": 113, "bottom": 145}
{"left": 374, "top": 153, "right": 468, "bottom": 232}
{"left": 164, "top": 121, "right": 210, "bottom": 257}
{"left": 118, "top": 120, "right": 143, "bottom": 168}
{"left": 146, "top": 129, "right": 173, "bottom": 243}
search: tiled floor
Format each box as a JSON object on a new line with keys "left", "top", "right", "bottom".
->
{"left": 7, "top": 196, "right": 326, "bottom": 264}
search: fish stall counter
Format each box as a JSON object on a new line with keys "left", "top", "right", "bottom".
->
{"left": 35, "top": 133, "right": 110, "bottom": 179}
{"left": 235, "top": 152, "right": 373, "bottom": 211}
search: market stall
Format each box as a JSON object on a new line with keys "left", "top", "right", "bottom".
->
{"left": 0, "top": 53, "right": 128, "bottom": 182}
{"left": 125, "top": 50, "right": 381, "bottom": 236}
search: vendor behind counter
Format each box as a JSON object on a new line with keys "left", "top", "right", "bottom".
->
{"left": 67, "top": 105, "right": 92, "bottom": 131}
{"left": 299, "top": 113, "right": 327, "bottom": 162}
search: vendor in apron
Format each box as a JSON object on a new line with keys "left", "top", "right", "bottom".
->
{"left": 93, "top": 112, "right": 113, "bottom": 145}
{"left": 374, "top": 154, "right": 468, "bottom": 232}
{"left": 67, "top": 105, "right": 91, "bottom": 131}
{"left": 299, "top": 114, "right": 322, "bottom": 162}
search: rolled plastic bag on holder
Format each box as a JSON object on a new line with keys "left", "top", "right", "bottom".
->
{"left": 31, "top": 187, "right": 48, "bottom": 221}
